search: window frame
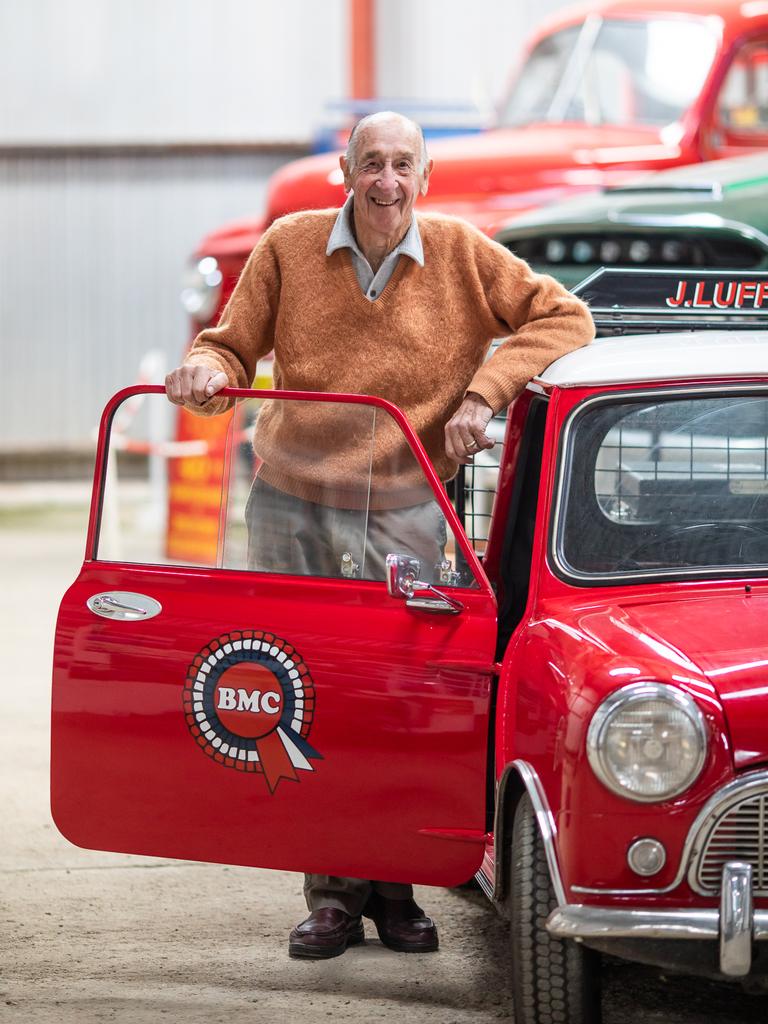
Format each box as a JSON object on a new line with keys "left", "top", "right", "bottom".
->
{"left": 86, "top": 385, "right": 494, "bottom": 596}
{"left": 712, "top": 32, "right": 768, "bottom": 148}
{"left": 549, "top": 382, "right": 768, "bottom": 587}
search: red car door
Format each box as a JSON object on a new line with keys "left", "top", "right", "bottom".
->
{"left": 51, "top": 386, "right": 498, "bottom": 886}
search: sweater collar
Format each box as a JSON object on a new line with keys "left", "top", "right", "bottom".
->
{"left": 326, "top": 192, "right": 424, "bottom": 267}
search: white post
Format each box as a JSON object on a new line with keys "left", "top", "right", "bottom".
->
{"left": 138, "top": 350, "right": 168, "bottom": 542}
{"left": 100, "top": 449, "right": 122, "bottom": 561}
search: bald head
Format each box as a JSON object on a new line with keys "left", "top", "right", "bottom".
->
{"left": 339, "top": 110, "right": 433, "bottom": 263}
{"left": 345, "top": 111, "right": 429, "bottom": 175}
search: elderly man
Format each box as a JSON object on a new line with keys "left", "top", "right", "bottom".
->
{"left": 166, "top": 111, "right": 594, "bottom": 960}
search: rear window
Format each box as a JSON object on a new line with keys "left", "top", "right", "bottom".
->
{"left": 555, "top": 391, "right": 768, "bottom": 581}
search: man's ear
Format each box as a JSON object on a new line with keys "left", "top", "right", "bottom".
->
{"left": 420, "top": 158, "right": 435, "bottom": 196}
{"left": 339, "top": 155, "right": 352, "bottom": 193}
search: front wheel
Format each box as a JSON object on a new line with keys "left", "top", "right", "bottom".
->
{"left": 509, "top": 794, "right": 601, "bottom": 1024}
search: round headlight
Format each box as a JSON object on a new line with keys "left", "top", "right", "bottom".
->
{"left": 180, "top": 256, "right": 223, "bottom": 322}
{"left": 587, "top": 683, "right": 707, "bottom": 802}
{"left": 600, "top": 239, "right": 622, "bottom": 263}
{"left": 628, "top": 239, "right": 652, "bottom": 262}
{"left": 572, "top": 240, "right": 595, "bottom": 263}
{"left": 660, "top": 239, "right": 685, "bottom": 263}
{"left": 545, "top": 239, "right": 567, "bottom": 262}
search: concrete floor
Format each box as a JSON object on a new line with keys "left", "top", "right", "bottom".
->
{"left": 1, "top": 501, "right": 767, "bottom": 1023}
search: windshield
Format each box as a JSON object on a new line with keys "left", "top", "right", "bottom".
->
{"left": 501, "top": 17, "right": 717, "bottom": 128}
{"left": 556, "top": 392, "right": 768, "bottom": 581}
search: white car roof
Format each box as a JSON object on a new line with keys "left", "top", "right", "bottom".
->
{"left": 536, "top": 330, "right": 768, "bottom": 388}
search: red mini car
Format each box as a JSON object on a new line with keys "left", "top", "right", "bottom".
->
{"left": 52, "top": 270, "right": 768, "bottom": 1022}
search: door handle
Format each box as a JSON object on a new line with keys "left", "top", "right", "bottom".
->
{"left": 87, "top": 592, "right": 162, "bottom": 620}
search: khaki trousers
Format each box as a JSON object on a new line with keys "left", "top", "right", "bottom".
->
{"left": 245, "top": 476, "right": 446, "bottom": 912}
{"left": 245, "top": 476, "right": 446, "bottom": 582}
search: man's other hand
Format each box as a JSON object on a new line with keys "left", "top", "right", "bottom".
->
{"left": 165, "top": 364, "right": 229, "bottom": 407}
{"left": 445, "top": 392, "right": 495, "bottom": 464}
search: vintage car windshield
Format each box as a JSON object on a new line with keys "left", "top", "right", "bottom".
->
{"left": 556, "top": 392, "right": 768, "bottom": 580}
{"left": 500, "top": 17, "right": 717, "bottom": 128}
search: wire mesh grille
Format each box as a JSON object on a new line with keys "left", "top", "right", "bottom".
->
{"left": 455, "top": 410, "right": 507, "bottom": 555}
{"left": 694, "top": 792, "right": 768, "bottom": 896}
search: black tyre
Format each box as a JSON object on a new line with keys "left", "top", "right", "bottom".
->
{"left": 510, "top": 794, "right": 601, "bottom": 1024}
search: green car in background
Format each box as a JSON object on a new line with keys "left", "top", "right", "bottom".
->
{"left": 495, "top": 153, "right": 768, "bottom": 290}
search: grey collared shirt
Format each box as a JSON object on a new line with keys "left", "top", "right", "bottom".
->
{"left": 326, "top": 192, "right": 424, "bottom": 301}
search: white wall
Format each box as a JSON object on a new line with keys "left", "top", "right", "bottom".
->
{"left": 1, "top": 0, "right": 578, "bottom": 451}
{"left": 0, "top": 152, "right": 289, "bottom": 448}
{"left": 1, "top": 0, "right": 571, "bottom": 145}
{"left": 0, "top": 0, "right": 346, "bottom": 143}
{"left": 375, "top": 0, "right": 569, "bottom": 113}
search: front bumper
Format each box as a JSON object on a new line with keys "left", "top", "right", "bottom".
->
{"left": 548, "top": 862, "right": 764, "bottom": 977}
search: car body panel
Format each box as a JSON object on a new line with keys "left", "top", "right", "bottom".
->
{"left": 537, "top": 330, "right": 768, "bottom": 387}
{"left": 611, "top": 594, "right": 768, "bottom": 769}
{"left": 51, "top": 387, "right": 498, "bottom": 885}
{"left": 491, "top": 371, "right": 767, "bottom": 909}
{"left": 52, "top": 562, "right": 495, "bottom": 883}
{"left": 496, "top": 590, "right": 737, "bottom": 900}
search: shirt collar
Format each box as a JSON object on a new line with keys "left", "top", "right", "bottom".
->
{"left": 326, "top": 192, "right": 424, "bottom": 267}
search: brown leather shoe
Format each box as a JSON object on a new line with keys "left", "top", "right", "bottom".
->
{"left": 362, "top": 892, "right": 439, "bottom": 953}
{"left": 288, "top": 908, "right": 365, "bottom": 959}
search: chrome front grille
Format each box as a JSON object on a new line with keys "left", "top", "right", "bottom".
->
{"left": 692, "top": 790, "right": 768, "bottom": 896}
{"left": 502, "top": 233, "right": 766, "bottom": 270}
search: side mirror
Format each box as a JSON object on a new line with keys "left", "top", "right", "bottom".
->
{"left": 385, "top": 554, "right": 463, "bottom": 614}
{"left": 386, "top": 554, "right": 422, "bottom": 599}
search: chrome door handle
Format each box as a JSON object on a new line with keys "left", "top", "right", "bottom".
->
{"left": 87, "top": 592, "right": 162, "bottom": 620}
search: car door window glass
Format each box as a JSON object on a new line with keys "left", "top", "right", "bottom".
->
{"left": 95, "top": 392, "right": 476, "bottom": 587}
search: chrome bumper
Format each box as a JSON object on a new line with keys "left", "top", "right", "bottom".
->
{"left": 548, "top": 863, "right": 765, "bottom": 978}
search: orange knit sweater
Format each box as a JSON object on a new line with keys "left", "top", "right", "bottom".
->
{"left": 187, "top": 210, "right": 594, "bottom": 508}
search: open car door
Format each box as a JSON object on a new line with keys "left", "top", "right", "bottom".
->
{"left": 52, "top": 386, "right": 498, "bottom": 886}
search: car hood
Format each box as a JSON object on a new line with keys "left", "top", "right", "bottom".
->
{"left": 495, "top": 153, "right": 768, "bottom": 238}
{"left": 263, "top": 123, "right": 679, "bottom": 234}
{"left": 577, "top": 590, "right": 768, "bottom": 770}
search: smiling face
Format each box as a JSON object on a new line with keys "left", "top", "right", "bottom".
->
{"left": 340, "top": 114, "right": 432, "bottom": 260}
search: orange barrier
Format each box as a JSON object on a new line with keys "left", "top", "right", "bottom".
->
{"left": 165, "top": 407, "right": 234, "bottom": 564}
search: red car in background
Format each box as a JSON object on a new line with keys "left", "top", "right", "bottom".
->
{"left": 170, "top": 0, "right": 768, "bottom": 562}
{"left": 182, "top": 0, "right": 768, "bottom": 331}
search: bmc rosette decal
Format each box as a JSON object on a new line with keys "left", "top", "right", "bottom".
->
{"left": 183, "top": 631, "right": 322, "bottom": 793}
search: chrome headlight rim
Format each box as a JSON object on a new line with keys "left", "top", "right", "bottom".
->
{"left": 587, "top": 682, "right": 708, "bottom": 803}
